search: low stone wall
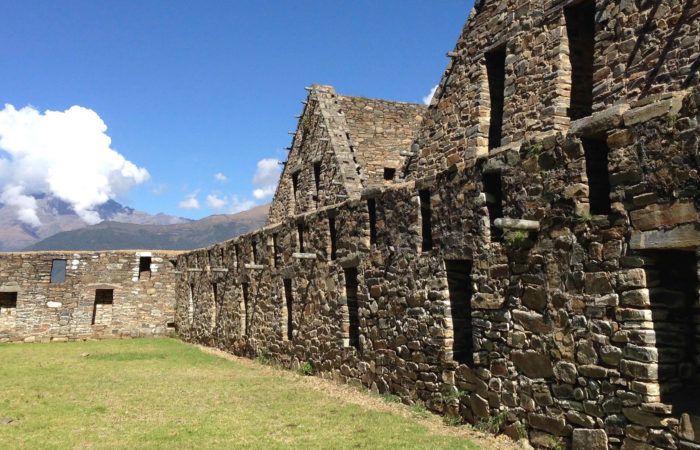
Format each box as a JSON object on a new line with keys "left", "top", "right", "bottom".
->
{"left": 175, "top": 91, "right": 700, "bottom": 449}
{"left": 0, "top": 250, "right": 180, "bottom": 342}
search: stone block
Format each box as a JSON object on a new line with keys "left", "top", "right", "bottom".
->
{"left": 570, "top": 103, "right": 629, "bottom": 136}
{"left": 585, "top": 272, "right": 614, "bottom": 295}
{"left": 620, "top": 359, "right": 658, "bottom": 380}
{"left": 553, "top": 361, "right": 578, "bottom": 384}
{"left": 623, "top": 96, "right": 683, "bottom": 126}
{"left": 572, "top": 429, "right": 608, "bottom": 450}
{"left": 472, "top": 293, "right": 505, "bottom": 309}
{"left": 512, "top": 350, "right": 554, "bottom": 378}
{"left": 630, "top": 202, "right": 697, "bottom": 231}
{"left": 630, "top": 224, "right": 700, "bottom": 250}
{"left": 616, "top": 269, "right": 647, "bottom": 290}
{"left": 621, "top": 289, "right": 651, "bottom": 307}
{"left": 522, "top": 285, "right": 547, "bottom": 311}
{"left": 622, "top": 407, "right": 671, "bottom": 427}
{"left": 528, "top": 413, "right": 567, "bottom": 436}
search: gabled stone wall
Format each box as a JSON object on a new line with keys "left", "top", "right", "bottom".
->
{"left": 268, "top": 85, "right": 424, "bottom": 224}
{"left": 0, "top": 250, "right": 179, "bottom": 342}
{"left": 176, "top": 87, "right": 699, "bottom": 449}
{"left": 404, "top": 0, "right": 700, "bottom": 178}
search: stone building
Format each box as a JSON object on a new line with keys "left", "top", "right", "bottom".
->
{"left": 173, "top": 1, "right": 700, "bottom": 449}
{"left": 1, "top": 1, "right": 699, "bottom": 449}
{"left": 268, "top": 85, "right": 425, "bottom": 223}
{"left": 0, "top": 251, "right": 179, "bottom": 342}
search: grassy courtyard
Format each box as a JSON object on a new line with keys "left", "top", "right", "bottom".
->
{"left": 0, "top": 338, "right": 502, "bottom": 449}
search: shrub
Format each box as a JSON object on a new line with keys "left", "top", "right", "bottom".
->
{"left": 504, "top": 230, "right": 529, "bottom": 244}
{"left": 297, "top": 361, "right": 314, "bottom": 376}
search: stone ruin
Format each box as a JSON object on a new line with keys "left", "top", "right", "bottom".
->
{"left": 1, "top": 1, "right": 699, "bottom": 448}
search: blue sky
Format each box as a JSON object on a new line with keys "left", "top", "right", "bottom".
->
{"left": 0, "top": 0, "right": 471, "bottom": 221}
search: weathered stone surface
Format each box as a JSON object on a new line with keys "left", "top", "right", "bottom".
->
{"left": 570, "top": 104, "right": 629, "bottom": 137}
{"left": 572, "top": 428, "right": 608, "bottom": 450}
{"left": 630, "top": 202, "right": 697, "bottom": 231}
{"left": 0, "top": 251, "right": 178, "bottom": 342}
{"left": 554, "top": 361, "right": 578, "bottom": 384}
{"left": 623, "top": 96, "right": 683, "bottom": 126}
{"left": 528, "top": 413, "right": 568, "bottom": 436}
{"left": 512, "top": 351, "right": 554, "bottom": 379}
{"left": 630, "top": 224, "right": 700, "bottom": 250}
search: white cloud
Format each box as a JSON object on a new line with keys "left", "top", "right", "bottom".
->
{"left": 205, "top": 193, "right": 255, "bottom": 214}
{"left": 229, "top": 196, "right": 256, "bottom": 214}
{"left": 422, "top": 84, "right": 439, "bottom": 105}
{"left": 151, "top": 183, "right": 168, "bottom": 195}
{"left": 178, "top": 193, "right": 200, "bottom": 209}
{"left": 206, "top": 193, "right": 227, "bottom": 210}
{"left": 0, "top": 104, "right": 149, "bottom": 225}
{"left": 214, "top": 172, "right": 227, "bottom": 183}
{"left": 252, "top": 158, "right": 281, "bottom": 199}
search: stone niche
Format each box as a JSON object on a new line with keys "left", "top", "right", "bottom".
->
{"left": 633, "top": 250, "right": 700, "bottom": 416}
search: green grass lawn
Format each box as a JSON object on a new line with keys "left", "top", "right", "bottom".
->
{"left": 0, "top": 338, "right": 483, "bottom": 449}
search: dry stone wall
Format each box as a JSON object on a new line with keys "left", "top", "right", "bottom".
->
{"left": 0, "top": 251, "right": 179, "bottom": 342}
{"left": 176, "top": 89, "right": 699, "bottom": 449}
{"left": 268, "top": 85, "right": 424, "bottom": 224}
{"left": 405, "top": 0, "right": 700, "bottom": 179}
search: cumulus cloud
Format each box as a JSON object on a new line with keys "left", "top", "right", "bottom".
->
{"left": 206, "top": 193, "right": 227, "bottom": 210}
{"left": 178, "top": 193, "right": 200, "bottom": 209}
{"left": 252, "top": 158, "right": 281, "bottom": 200}
{"left": 422, "top": 84, "right": 439, "bottom": 105}
{"left": 214, "top": 172, "right": 227, "bottom": 183}
{"left": 0, "top": 104, "right": 149, "bottom": 225}
{"left": 205, "top": 193, "right": 255, "bottom": 214}
{"left": 229, "top": 196, "right": 256, "bottom": 214}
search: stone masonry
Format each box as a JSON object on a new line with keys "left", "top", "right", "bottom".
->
{"left": 0, "top": 251, "right": 179, "bottom": 342}
{"left": 174, "top": 1, "right": 700, "bottom": 449}
{"left": 0, "top": 1, "right": 698, "bottom": 449}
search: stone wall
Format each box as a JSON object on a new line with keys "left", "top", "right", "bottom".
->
{"left": 0, "top": 250, "right": 179, "bottom": 342}
{"left": 404, "top": 0, "right": 700, "bottom": 179}
{"left": 175, "top": 86, "right": 699, "bottom": 449}
{"left": 268, "top": 85, "right": 424, "bottom": 224}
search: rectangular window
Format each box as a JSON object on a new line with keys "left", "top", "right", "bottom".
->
{"left": 220, "top": 247, "right": 225, "bottom": 265}
{"left": 582, "top": 138, "right": 611, "bottom": 215}
{"left": 419, "top": 189, "right": 433, "bottom": 251}
{"left": 292, "top": 171, "right": 300, "bottom": 199}
{"left": 367, "top": 199, "right": 378, "bottom": 246}
{"left": 139, "top": 257, "right": 152, "bottom": 280}
{"left": 344, "top": 268, "right": 361, "bottom": 349}
{"left": 329, "top": 216, "right": 337, "bottom": 260}
{"left": 235, "top": 245, "right": 241, "bottom": 269}
{"left": 251, "top": 239, "right": 258, "bottom": 264}
{"left": 92, "top": 289, "right": 114, "bottom": 325}
{"left": 0, "top": 292, "right": 17, "bottom": 310}
{"left": 241, "top": 283, "right": 250, "bottom": 335}
{"left": 188, "top": 283, "right": 195, "bottom": 323}
{"left": 283, "top": 279, "right": 294, "bottom": 341}
{"left": 313, "top": 162, "right": 321, "bottom": 195}
{"left": 565, "top": 0, "right": 595, "bottom": 120}
{"left": 297, "top": 223, "right": 305, "bottom": 253}
{"left": 445, "top": 260, "right": 474, "bottom": 365}
{"left": 272, "top": 234, "right": 279, "bottom": 268}
{"left": 483, "top": 172, "right": 504, "bottom": 240}
{"left": 211, "top": 283, "right": 219, "bottom": 330}
{"left": 486, "top": 46, "right": 506, "bottom": 150}
{"left": 50, "top": 259, "right": 67, "bottom": 283}
{"left": 383, "top": 167, "right": 396, "bottom": 181}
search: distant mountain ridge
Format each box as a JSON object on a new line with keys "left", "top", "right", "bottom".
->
{"left": 25, "top": 204, "right": 269, "bottom": 251}
{"left": 0, "top": 196, "right": 190, "bottom": 251}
